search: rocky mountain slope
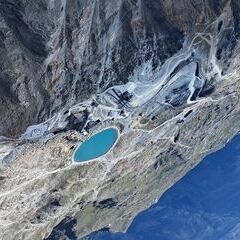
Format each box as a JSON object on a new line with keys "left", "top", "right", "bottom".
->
{"left": 0, "top": 0, "right": 240, "bottom": 239}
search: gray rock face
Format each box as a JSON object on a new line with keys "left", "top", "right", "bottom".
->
{"left": 0, "top": 0, "right": 240, "bottom": 239}
{"left": 0, "top": 0, "right": 213, "bottom": 137}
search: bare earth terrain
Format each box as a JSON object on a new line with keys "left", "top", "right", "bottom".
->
{"left": 0, "top": 0, "right": 240, "bottom": 239}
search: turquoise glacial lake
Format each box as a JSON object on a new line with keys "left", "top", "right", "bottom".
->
{"left": 74, "top": 128, "right": 118, "bottom": 162}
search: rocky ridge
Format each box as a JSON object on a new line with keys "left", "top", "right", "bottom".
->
{"left": 0, "top": 0, "right": 240, "bottom": 239}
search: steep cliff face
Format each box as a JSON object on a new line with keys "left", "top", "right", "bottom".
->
{"left": 2, "top": 0, "right": 237, "bottom": 137}
{"left": 1, "top": 0, "right": 240, "bottom": 239}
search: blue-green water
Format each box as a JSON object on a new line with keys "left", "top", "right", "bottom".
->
{"left": 85, "top": 134, "right": 240, "bottom": 240}
{"left": 74, "top": 128, "right": 118, "bottom": 162}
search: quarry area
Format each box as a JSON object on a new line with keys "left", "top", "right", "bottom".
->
{"left": 0, "top": 0, "right": 240, "bottom": 239}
